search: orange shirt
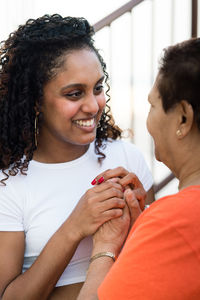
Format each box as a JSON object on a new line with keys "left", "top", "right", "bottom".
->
{"left": 98, "top": 186, "right": 200, "bottom": 300}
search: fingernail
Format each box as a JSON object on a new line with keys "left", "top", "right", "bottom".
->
{"left": 98, "top": 176, "right": 104, "bottom": 184}
{"left": 91, "top": 179, "right": 97, "bottom": 185}
{"left": 122, "top": 188, "right": 125, "bottom": 192}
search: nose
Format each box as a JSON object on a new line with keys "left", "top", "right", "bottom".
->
{"left": 82, "top": 93, "right": 99, "bottom": 115}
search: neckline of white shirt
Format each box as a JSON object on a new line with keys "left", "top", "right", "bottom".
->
{"left": 30, "top": 143, "right": 93, "bottom": 169}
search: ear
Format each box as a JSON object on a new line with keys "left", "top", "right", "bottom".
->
{"left": 176, "top": 100, "right": 194, "bottom": 138}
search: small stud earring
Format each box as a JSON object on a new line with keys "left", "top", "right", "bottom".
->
{"left": 176, "top": 129, "right": 182, "bottom": 137}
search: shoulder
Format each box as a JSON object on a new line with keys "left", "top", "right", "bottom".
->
{"left": 101, "top": 139, "right": 145, "bottom": 167}
{"left": 0, "top": 169, "right": 27, "bottom": 203}
{"left": 147, "top": 186, "right": 200, "bottom": 217}
{"left": 0, "top": 170, "right": 25, "bottom": 231}
{"left": 105, "top": 139, "right": 138, "bottom": 150}
{"left": 104, "top": 139, "right": 144, "bottom": 158}
{"left": 102, "top": 139, "right": 153, "bottom": 191}
{"left": 131, "top": 186, "right": 200, "bottom": 238}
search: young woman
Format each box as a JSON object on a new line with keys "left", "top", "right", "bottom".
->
{"left": 0, "top": 14, "right": 154, "bottom": 299}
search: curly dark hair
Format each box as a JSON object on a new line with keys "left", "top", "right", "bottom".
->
{"left": 158, "top": 38, "right": 200, "bottom": 130}
{"left": 0, "top": 14, "right": 122, "bottom": 184}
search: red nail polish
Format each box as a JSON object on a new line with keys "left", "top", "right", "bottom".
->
{"left": 98, "top": 176, "right": 104, "bottom": 184}
{"left": 122, "top": 188, "right": 125, "bottom": 192}
{"left": 91, "top": 179, "right": 97, "bottom": 185}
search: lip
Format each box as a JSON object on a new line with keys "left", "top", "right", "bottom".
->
{"left": 73, "top": 115, "right": 96, "bottom": 121}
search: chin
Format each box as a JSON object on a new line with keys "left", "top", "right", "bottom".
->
{"left": 78, "top": 134, "right": 96, "bottom": 145}
{"left": 155, "top": 150, "right": 161, "bottom": 162}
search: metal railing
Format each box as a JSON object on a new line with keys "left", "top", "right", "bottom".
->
{"left": 94, "top": 0, "right": 198, "bottom": 36}
{"left": 192, "top": 0, "right": 198, "bottom": 37}
{"left": 93, "top": 0, "right": 144, "bottom": 31}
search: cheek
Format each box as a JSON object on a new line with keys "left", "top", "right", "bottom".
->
{"left": 98, "top": 94, "right": 106, "bottom": 111}
{"left": 61, "top": 102, "right": 81, "bottom": 117}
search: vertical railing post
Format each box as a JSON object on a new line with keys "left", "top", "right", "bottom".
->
{"left": 192, "top": 0, "right": 198, "bottom": 37}
{"left": 130, "top": 10, "right": 134, "bottom": 142}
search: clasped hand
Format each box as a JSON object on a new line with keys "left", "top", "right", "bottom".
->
{"left": 68, "top": 167, "right": 146, "bottom": 255}
{"left": 92, "top": 167, "right": 147, "bottom": 255}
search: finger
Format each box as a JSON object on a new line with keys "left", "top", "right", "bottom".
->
{"left": 124, "top": 189, "right": 142, "bottom": 226}
{"left": 91, "top": 167, "right": 129, "bottom": 185}
{"left": 107, "top": 178, "right": 121, "bottom": 183}
{"left": 99, "top": 197, "right": 126, "bottom": 212}
{"left": 121, "top": 202, "right": 131, "bottom": 223}
{"left": 119, "top": 173, "right": 143, "bottom": 189}
{"left": 95, "top": 185, "right": 124, "bottom": 201}
{"left": 133, "top": 188, "right": 147, "bottom": 211}
{"left": 91, "top": 169, "right": 111, "bottom": 185}
{"left": 92, "top": 181, "right": 123, "bottom": 194}
{"left": 101, "top": 208, "right": 124, "bottom": 222}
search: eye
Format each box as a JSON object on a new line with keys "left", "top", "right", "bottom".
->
{"left": 65, "top": 90, "right": 83, "bottom": 99}
{"left": 94, "top": 84, "right": 104, "bottom": 95}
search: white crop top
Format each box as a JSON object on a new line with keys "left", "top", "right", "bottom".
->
{"left": 0, "top": 140, "right": 153, "bottom": 286}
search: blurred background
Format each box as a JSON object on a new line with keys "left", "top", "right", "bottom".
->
{"left": 0, "top": 0, "right": 199, "bottom": 199}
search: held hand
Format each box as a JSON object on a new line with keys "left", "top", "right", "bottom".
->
{"left": 92, "top": 167, "right": 147, "bottom": 211}
{"left": 92, "top": 203, "right": 130, "bottom": 256}
{"left": 67, "top": 181, "right": 125, "bottom": 241}
{"left": 91, "top": 167, "right": 129, "bottom": 185}
{"left": 119, "top": 172, "right": 147, "bottom": 211}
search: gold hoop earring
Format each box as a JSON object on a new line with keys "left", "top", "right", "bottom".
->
{"left": 34, "top": 114, "right": 39, "bottom": 147}
{"left": 176, "top": 129, "right": 182, "bottom": 137}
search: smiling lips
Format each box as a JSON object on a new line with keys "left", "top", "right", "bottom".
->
{"left": 74, "top": 118, "right": 95, "bottom": 127}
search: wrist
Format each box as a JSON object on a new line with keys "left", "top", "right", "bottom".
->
{"left": 58, "top": 218, "right": 84, "bottom": 244}
{"left": 90, "top": 252, "right": 116, "bottom": 264}
{"left": 92, "top": 243, "right": 120, "bottom": 257}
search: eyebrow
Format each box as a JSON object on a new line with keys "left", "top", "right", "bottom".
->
{"left": 61, "top": 75, "right": 105, "bottom": 91}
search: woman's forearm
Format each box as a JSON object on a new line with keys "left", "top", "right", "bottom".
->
{"left": 77, "top": 240, "right": 119, "bottom": 300}
{"left": 77, "top": 255, "right": 114, "bottom": 300}
{"left": 2, "top": 219, "right": 81, "bottom": 300}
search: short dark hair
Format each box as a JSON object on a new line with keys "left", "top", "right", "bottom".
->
{"left": 157, "top": 38, "right": 200, "bottom": 130}
{"left": 0, "top": 14, "right": 121, "bottom": 183}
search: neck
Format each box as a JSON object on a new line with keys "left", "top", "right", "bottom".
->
{"left": 33, "top": 142, "right": 90, "bottom": 164}
{"left": 170, "top": 131, "right": 200, "bottom": 191}
{"left": 178, "top": 168, "right": 200, "bottom": 191}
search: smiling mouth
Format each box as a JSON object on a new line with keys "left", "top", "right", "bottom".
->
{"left": 73, "top": 118, "right": 95, "bottom": 127}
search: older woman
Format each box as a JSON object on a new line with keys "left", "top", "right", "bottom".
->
{"left": 78, "top": 37, "right": 200, "bottom": 300}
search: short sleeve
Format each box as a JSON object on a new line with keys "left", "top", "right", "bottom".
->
{"left": 122, "top": 141, "right": 153, "bottom": 191}
{"left": 0, "top": 180, "right": 24, "bottom": 231}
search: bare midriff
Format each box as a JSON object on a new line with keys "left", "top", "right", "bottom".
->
{"left": 48, "top": 282, "right": 83, "bottom": 300}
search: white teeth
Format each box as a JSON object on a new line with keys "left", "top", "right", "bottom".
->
{"left": 75, "top": 119, "right": 94, "bottom": 127}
